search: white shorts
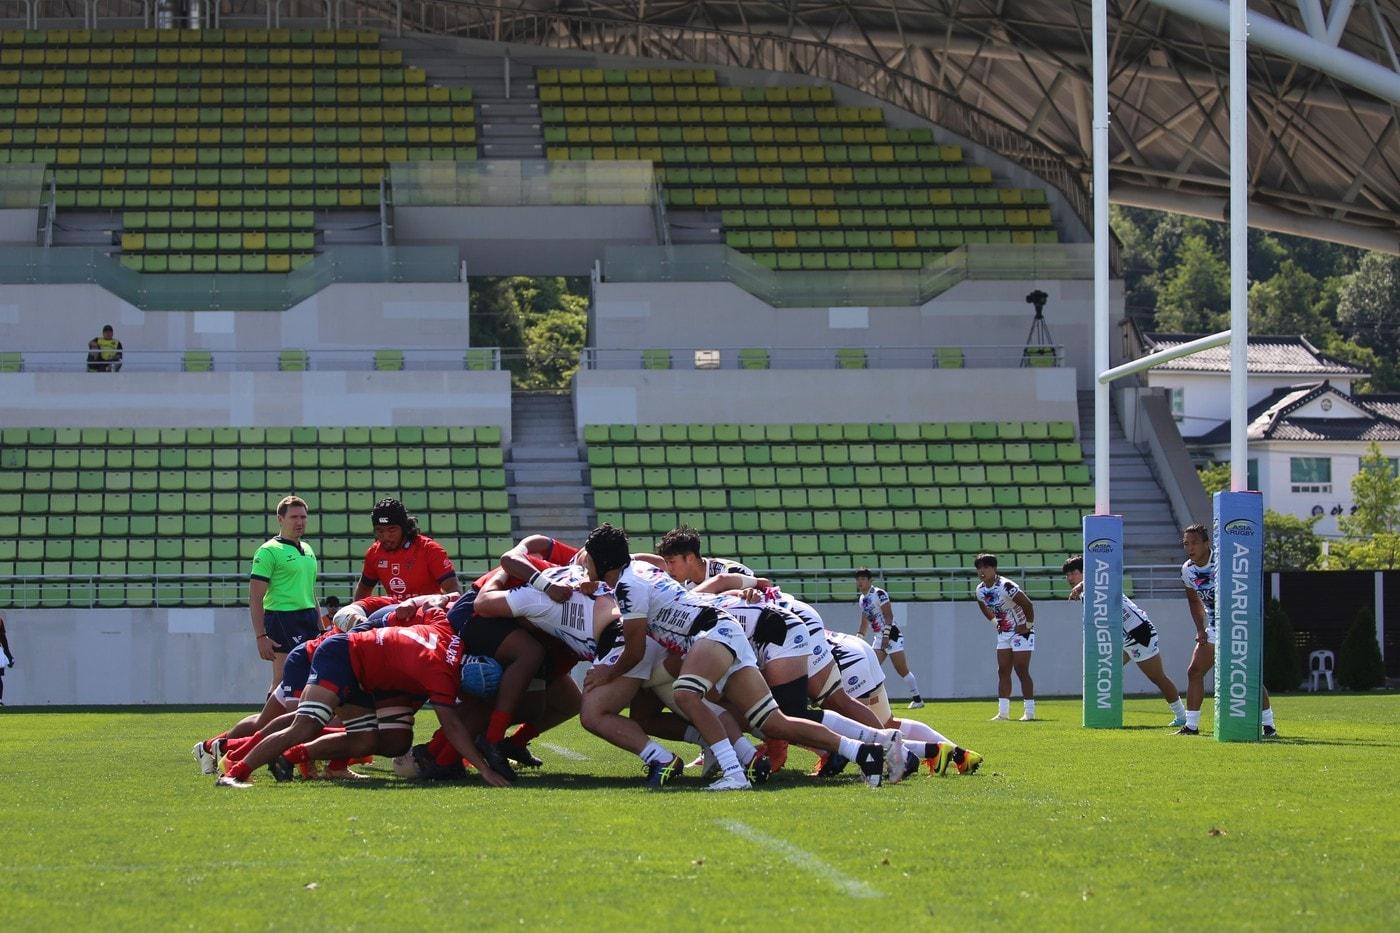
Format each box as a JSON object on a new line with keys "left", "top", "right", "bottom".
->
{"left": 1204, "top": 622, "right": 1218, "bottom": 646}
{"left": 836, "top": 637, "right": 886, "bottom": 699}
{"left": 596, "top": 636, "right": 671, "bottom": 683}
{"left": 870, "top": 628, "right": 905, "bottom": 654}
{"left": 780, "top": 598, "right": 834, "bottom": 679}
{"left": 1124, "top": 621, "right": 1162, "bottom": 663}
{"left": 996, "top": 631, "right": 1036, "bottom": 652}
{"left": 695, "top": 620, "right": 760, "bottom": 691}
{"left": 728, "top": 604, "right": 810, "bottom": 668}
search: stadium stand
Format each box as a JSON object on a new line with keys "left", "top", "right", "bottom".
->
{"left": 0, "top": 27, "right": 477, "bottom": 272}
{"left": 0, "top": 425, "right": 511, "bottom": 608}
{"left": 584, "top": 421, "right": 1092, "bottom": 600}
{"left": 536, "top": 67, "right": 1059, "bottom": 271}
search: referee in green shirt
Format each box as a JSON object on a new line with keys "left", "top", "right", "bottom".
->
{"left": 249, "top": 495, "right": 319, "bottom": 693}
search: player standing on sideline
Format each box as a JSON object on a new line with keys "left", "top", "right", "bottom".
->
{"left": 854, "top": 569, "right": 924, "bottom": 708}
{"left": 249, "top": 496, "right": 320, "bottom": 698}
{"left": 1061, "top": 556, "right": 1188, "bottom": 726}
{"left": 973, "top": 553, "right": 1036, "bottom": 721}
{"left": 0, "top": 613, "right": 14, "bottom": 705}
{"left": 354, "top": 498, "right": 459, "bottom": 603}
{"left": 1177, "top": 524, "right": 1278, "bottom": 737}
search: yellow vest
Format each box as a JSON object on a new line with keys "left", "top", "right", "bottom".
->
{"left": 95, "top": 337, "right": 118, "bottom": 361}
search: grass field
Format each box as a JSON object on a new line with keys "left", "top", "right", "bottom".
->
{"left": 3, "top": 694, "right": 1398, "bottom": 931}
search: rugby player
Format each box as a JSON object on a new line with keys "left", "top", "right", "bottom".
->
{"left": 824, "top": 629, "right": 983, "bottom": 776}
{"left": 216, "top": 616, "right": 511, "bottom": 788}
{"left": 654, "top": 525, "right": 753, "bottom": 588}
{"left": 353, "top": 498, "right": 459, "bottom": 602}
{"left": 854, "top": 569, "right": 924, "bottom": 708}
{"left": 581, "top": 524, "right": 904, "bottom": 790}
{"left": 973, "top": 553, "right": 1037, "bottom": 721}
{"left": 1062, "top": 556, "right": 1188, "bottom": 726}
{"left": 1177, "top": 524, "right": 1278, "bottom": 737}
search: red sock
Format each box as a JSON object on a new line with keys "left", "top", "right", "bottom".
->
{"left": 435, "top": 744, "right": 461, "bottom": 767}
{"left": 224, "top": 734, "right": 261, "bottom": 762}
{"left": 226, "top": 760, "right": 252, "bottom": 782}
{"left": 486, "top": 710, "right": 511, "bottom": 744}
{"left": 349, "top": 755, "right": 374, "bottom": 765}
{"left": 203, "top": 731, "right": 228, "bottom": 753}
{"left": 510, "top": 723, "right": 541, "bottom": 745}
{"left": 426, "top": 728, "right": 450, "bottom": 758}
{"left": 328, "top": 758, "right": 350, "bottom": 771}
{"left": 284, "top": 744, "right": 310, "bottom": 765}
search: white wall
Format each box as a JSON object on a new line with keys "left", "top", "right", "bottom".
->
{"left": 593, "top": 277, "right": 1120, "bottom": 390}
{"left": 0, "top": 281, "right": 470, "bottom": 353}
{"left": 1146, "top": 371, "right": 1352, "bottom": 439}
{"left": 573, "top": 367, "right": 1080, "bottom": 438}
{"left": 0, "top": 597, "right": 1208, "bottom": 705}
{"left": 1235, "top": 440, "right": 1400, "bottom": 537}
{"left": 0, "top": 369, "right": 513, "bottom": 437}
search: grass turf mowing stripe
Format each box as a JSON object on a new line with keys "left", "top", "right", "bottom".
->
{"left": 718, "top": 818, "right": 882, "bottom": 899}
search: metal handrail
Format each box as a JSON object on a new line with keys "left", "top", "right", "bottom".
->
{"left": 578, "top": 343, "right": 1065, "bottom": 372}
{"left": 0, "top": 345, "right": 502, "bottom": 373}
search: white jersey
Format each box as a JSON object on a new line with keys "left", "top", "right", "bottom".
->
{"left": 613, "top": 559, "right": 725, "bottom": 655}
{"left": 766, "top": 588, "right": 833, "bottom": 676}
{"left": 857, "top": 586, "right": 895, "bottom": 636}
{"left": 1181, "top": 556, "right": 1216, "bottom": 617}
{"left": 505, "top": 566, "right": 613, "bottom": 661}
{"left": 680, "top": 556, "right": 755, "bottom": 591}
{"left": 976, "top": 576, "right": 1029, "bottom": 633}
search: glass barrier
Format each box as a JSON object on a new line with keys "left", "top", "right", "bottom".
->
{"left": 0, "top": 164, "right": 47, "bottom": 210}
{"left": 0, "top": 245, "right": 461, "bottom": 311}
{"left": 390, "top": 159, "right": 657, "bottom": 207}
{"left": 602, "top": 243, "right": 1093, "bottom": 308}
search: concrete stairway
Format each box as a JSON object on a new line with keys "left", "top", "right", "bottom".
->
{"left": 507, "top": 391, "right": 595, "bottom": 546}
{"left": 1078, "top": 390, "right": 1184, "bottom": 567}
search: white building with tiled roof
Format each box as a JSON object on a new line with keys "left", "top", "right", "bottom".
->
{"left": 1142, "top": 333, "right": 1368, "bottom": 439}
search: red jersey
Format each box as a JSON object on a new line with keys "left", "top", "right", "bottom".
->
{"left": 360, "top": 534, "right": 457, "bottom": 599}
{"left": 472, "top": 538, "right": 580, "bottom": 590}
{"left": 347, "top": 617, "right": 462, "bottom": 705}
{"left": 356, "top": 596, "right": 399, "bottom": 615}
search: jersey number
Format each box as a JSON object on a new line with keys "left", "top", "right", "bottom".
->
{"left": 402, "top": 628, "right": 439, "bottom": 651}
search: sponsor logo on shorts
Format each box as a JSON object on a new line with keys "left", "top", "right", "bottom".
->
{"left": 847, "top": 675, "right": 859, "bottom": 685}
{"left": 793, "top": 633, "right": 804, "bottom": 644}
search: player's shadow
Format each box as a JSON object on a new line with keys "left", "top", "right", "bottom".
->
{"left": 1257, "top": 735, "right": 1400, "bottom": 749}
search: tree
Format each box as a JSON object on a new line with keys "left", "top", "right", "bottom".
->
{"left": 1320, "top": 532, "right": 1400, "bottom": 570}
{"left": 1248, "top": 260, "right": 1329, "bottom": 343}
{"left": 1336, "top": 253, "right": 1400, "bottom": 358}
{"left": 1340, "top": 443, "right": 1400, "bottom": 537}
{"left": 518, "top": 311, "right": 588, "bottom": 391}
{"left": 1197, "top": 461, "right": 1230, "bottom": 496}
{"left": 1336, "top": 607, "right": 1386, "bottom": 690}
{"left": 1263, "top": 510, "right": 1322, "bottom": 570}
{"left": 468, "top": 275, "right": 590, "bottom": 390}
{"left": 1262, "top": 599, "right": 1302, "bottom": 692}
{"left": 1154, "top": 235, "right": 1229, "bottom": 333}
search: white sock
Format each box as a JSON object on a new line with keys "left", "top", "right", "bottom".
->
{"left": 639, "top": 740, "right": 672, "bottom": 766}
{"left": 711, "top": 738, "right": 744, "bottom": 779}
{"left": 821, "top": 710, "right": 878, "bottom": 744}
{"left": 897, "top": 718, "right": 950, "bottom": 746}
{"left": 901, "top": 739, "right": 937, "bottom": 758}
{"left": 998, "top": 698, "right": 1011, "bottom": 717}
{"left": 733, "top": 736, "right": 757, "bottom": 765}
{"left": 1168, "top": 698, "right": 1186, "bottom": 718}
{"left": 903, "top": 672, "right": 920, "bottom": 696}
{"left": 1023, "top": 699, "right": 1036, "bottom": 718}
{"left": 1185, "top": 709, "right": 1201, "bottom": 729}
{"left": 1261, "top": 707, "right": 1275, "bottom": 727}
{"left": 836, "top": 736, "right": 862, "bottom": 760}
{"left": 682, "top": 725, "right": 703, "bottom": 746}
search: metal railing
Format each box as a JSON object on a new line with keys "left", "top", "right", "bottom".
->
{"left": 601, "top": 242, "right": 1093, "bottom": 309}
{"left": 0, "top": 563, "right": 1185, "bottom": 608}
{"left": 0, "top": 244, "right": 462, "bottom": 311}
{"left": 579, "top": 344, "right": 1063, "bottom": 372}
{"left": 0, "top": 345, "right": 500, "bottom": 373}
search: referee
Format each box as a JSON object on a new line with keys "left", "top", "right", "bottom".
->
{"left": 249, "top": 495, "right": 319, "bottom": 694}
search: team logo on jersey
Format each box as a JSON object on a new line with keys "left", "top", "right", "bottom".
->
{"left": 1087, "top": 538, "right": 1115, "bottom": 552}
{"left": 1224, "top": 518, "right": 1256, "bottom": 536}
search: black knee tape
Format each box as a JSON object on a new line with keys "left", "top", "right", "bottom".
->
{"left": 746, "top": 695, "right": 780, "bottom": 732}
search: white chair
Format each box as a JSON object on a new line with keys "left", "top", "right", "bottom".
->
{"left": 1308, "top": 650, "right": 1336, "bottom": 692}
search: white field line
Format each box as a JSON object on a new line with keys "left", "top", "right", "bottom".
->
{"left": 717, "top": 819, "right": 881, "bottom": 899}
{"left": 537, "top": 741, "right": 588, "bottom": 761}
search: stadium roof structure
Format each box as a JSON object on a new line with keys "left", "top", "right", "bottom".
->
{"left": 1142, "top": 333, "right": 1368, "bottom": 376}
{"left": 396, "top": 0, "right": 1400, "bottom": 254}
{"left": 1191, "top": 381, "right": 1400, "bottom": 443}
